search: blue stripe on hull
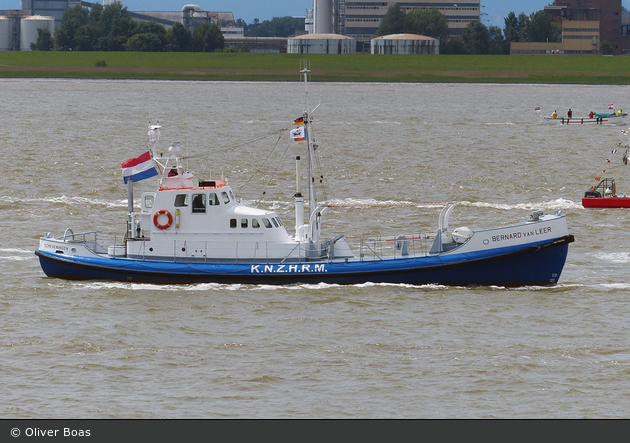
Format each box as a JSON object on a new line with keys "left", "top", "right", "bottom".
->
{"left": 36, "top": 235, "right": 573, "bottom": 287}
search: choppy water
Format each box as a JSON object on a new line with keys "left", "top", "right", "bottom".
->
{"left": 2, "top": 79, "right": 630, "bottom": 418}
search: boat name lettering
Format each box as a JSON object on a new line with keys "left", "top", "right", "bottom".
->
{"left": 250, "top": 264, "right": 326, "bottom": 274}
{"left": 44, "top": 243, "right": 68, "bottom": 251}
{"left": 492, "top": 226, "right": 551, "bottom": 242}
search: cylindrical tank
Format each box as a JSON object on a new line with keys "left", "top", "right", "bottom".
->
{"left": 20, "top": 16, "right": 54, "bottom": 51}
{"left": 313, "top": 0, "right": 332, "bottom": 34}
{"left": 0, "top": 17, "right": 11, "bottom": 51}
{"left": 287, "top": 33, "right": 356, "bottom": 54}
{"left": 371, "top": 34, "right": 439, "bottom": 55}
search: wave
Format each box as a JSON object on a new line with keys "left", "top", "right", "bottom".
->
{"left": 460, "top": 198, "right": 581, "bottom": 211}
{"left": 593, "top": 252, "right": 630, "bottom": 264}
{"left": 0, "top": 195, "right": 126, "bottom": 208}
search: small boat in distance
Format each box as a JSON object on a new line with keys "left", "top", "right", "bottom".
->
{"left": 35, "top": 67, "right": 575, "bottom": 287}
{"left": 542, "top": 111, "right": 628, "bottom": 125}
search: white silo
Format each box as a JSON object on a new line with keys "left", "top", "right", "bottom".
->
{"left": 313, "top": 0, "right": 332, "bottom": 34}
{"left": 20, "top": 16, "right": 54, "bottom": 51}
{"left": 0, "top": 17, "right": 11, "bottom": 51}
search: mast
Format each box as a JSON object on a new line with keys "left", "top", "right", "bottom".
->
{"left": 301, "top": 62, "right": 320, "bottom": 244}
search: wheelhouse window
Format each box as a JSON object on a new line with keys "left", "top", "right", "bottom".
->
{"left": 271, "top": 218, "right": 279, "bottom": 227}
{"left": 174, "top": 194, "right": 189, "bottom": 207}
{"left": 252, "top": 219, "right": 260, "bottom": 228}
{"left": 230, "top": 218, "right": 237, "bottom": 228}
{"left": 208, "top": 193, "right": 220, "bottom": 206}
{"left": 241, "top": 218, "right": 248, "bottom": 228}
{"left": 192, "top": 193, "right": 206, "bottom": 213}
{"left": 221, "top": 192, "right": 230, "bottom": 204}
{"left": 262, "top": 218, "right": 272, "bottom": 228}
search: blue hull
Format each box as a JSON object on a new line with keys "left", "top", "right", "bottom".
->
{"left": 35, "top": 235, "right": 574, "bottom": 287}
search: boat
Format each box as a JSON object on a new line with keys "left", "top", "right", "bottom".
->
{"left": 542, "top": 111, "right": 628, "bottom": 125}
{"left": 35, "top": 68, "right": 575, "bottom": 287}
{"left": 582, "top": 177, "right": 630, "bottom": 208}
{"left": 582, "top": 144, "right": 630, "bottom": 208}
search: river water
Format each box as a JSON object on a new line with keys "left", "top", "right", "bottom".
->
{"left": 2, "top": 79, "right": 630, "bottom": 418}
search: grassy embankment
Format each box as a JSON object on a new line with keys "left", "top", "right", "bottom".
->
{"left": 1, "top": 51, "right": 630, "bottom": 83}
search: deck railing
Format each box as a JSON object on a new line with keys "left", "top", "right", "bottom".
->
{"left": 123, "top": 232, "right": 439, "bottom": 264}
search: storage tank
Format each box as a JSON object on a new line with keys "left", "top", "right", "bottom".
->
{"left": 287, "top": 33, "right": 356, "bottom": 54}
{"left": 20, "top": 16, "right": 54, "bottom": 51}
{"left": 313, "top": 0, "right": 332, "bottom": 34}
{"left": 0, "top": 17, "right": 11, "bottom": 51}
{"left": 371, "top": 34, "right": 440, "bottom": 55}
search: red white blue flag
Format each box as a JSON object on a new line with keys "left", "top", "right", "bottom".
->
{"left": 121, "top": 151, "right": 158, "bottom": 184}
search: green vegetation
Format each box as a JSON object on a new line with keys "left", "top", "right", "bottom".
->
{"left": 2, "top": 52, "right": 630, "bottom": 84}
{"left": 376, "top": 4, "right": 561, "bottom": 55}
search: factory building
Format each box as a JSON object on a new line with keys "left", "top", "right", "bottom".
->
{"left": 17, "top": 1, "right": 236, "bottom": 30}
{"left": 309, "top": 0, "right": 480, "bottom": 44}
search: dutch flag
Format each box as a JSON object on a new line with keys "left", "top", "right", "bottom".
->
{"left": 121, "top": 151, "right": 158, "bottom": 184}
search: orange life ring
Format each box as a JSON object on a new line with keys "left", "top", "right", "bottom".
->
{"left": 153, "top": 209, "right": 173, "bottom": 230}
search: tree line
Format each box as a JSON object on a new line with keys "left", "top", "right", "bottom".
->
{"left": 31, "top": 3, "right": 306, "bottom": 52}
{"left": 32, "top": 3, "right": 221, "bottom": 52}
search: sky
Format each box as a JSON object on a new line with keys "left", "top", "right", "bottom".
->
{"left": 8, "top": 1, "right": 630, "bottom": 27}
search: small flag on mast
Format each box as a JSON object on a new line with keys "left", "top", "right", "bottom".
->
{"left": 534, "top": 107, "right": 541, "bottom": 112}
{"left": 294, "top": 116, "right": 305, "bottom": 125}
{"left": 290, "top": 126, "right": 305, "bottom": 141}
{"left": 608, "top": 104, "right": 615, "bottom": 110}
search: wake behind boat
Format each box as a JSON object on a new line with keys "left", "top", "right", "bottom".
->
{"left": 36, "top": 68, "right": 574, "bottom": 287}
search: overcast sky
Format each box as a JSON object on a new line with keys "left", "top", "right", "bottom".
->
{"left": 10, "top": 1, "right": 630, "bottom": 27}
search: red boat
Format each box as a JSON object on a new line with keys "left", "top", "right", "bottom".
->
{"left": 582, "top": 178, "right": 630, "bottom": 208}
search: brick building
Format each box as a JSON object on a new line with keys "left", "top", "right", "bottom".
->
{"left": 548, "top": 0, "right": 630, "bottom": 55}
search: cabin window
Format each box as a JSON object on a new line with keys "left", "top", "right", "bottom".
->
{"left": 144, "top": 194, "right": 154, "bottom": 209}
{"left": 276, "top": 217, "right": 283, "bottom": 226}
{"left": 174, "top": 194, "right": 189, "bottom": 207}
{"left": 271, "top": 218, "right": 279, "bottom": 227}
{"left": 230, "top": 218, "right": 237, "bottom": 228}
{"left": 192, "top": 193, "right": 206, "bottom": 213}
{"left": 208, "top": 193, "right": 220, "bottom": 206}
{"left": 252, "top": 219, "right": 260, "bottom": 228}
{"left": 262, "top": 218, "right": 272, "bottom": 228}
{"left": 221, "top": 192, "right": 230, "bottom": 204}
{"left": 241, "top": 218, "right": 248, "bottom": 228}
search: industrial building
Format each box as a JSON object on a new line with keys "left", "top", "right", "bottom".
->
{"left": 510, "top": 0, "right": 630, "bottom": 56}
{"left": 16, "top": 1, "right": 236, "bottom": 29}
{"left": 309, "top": 0, "right": 480, "bottom": 44}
